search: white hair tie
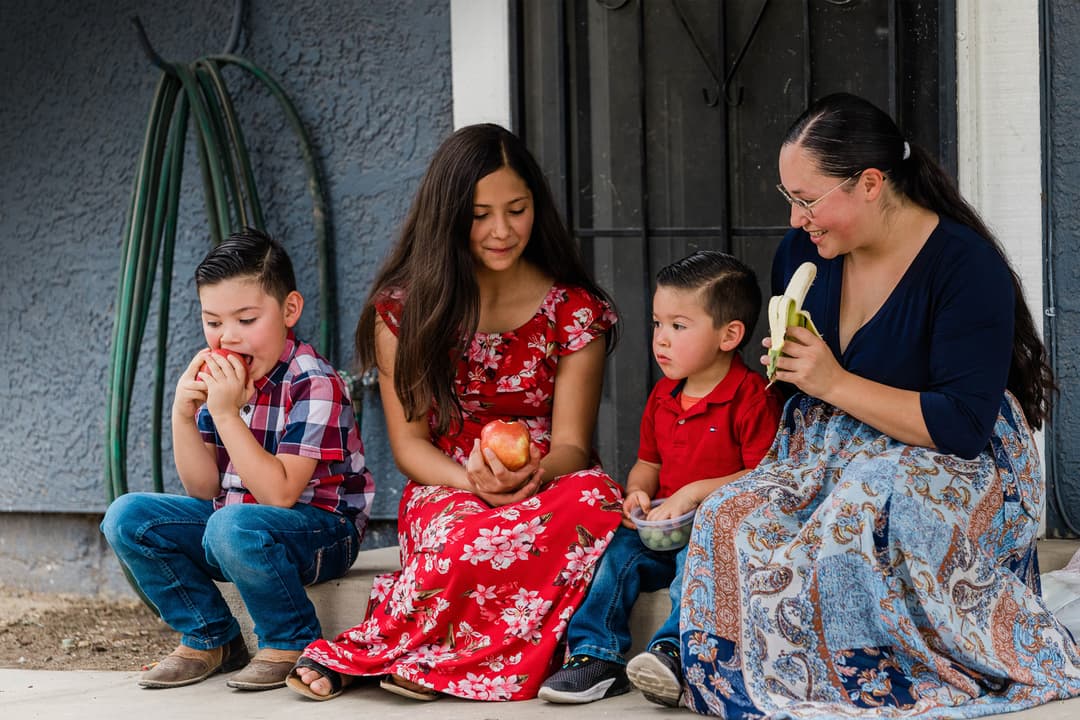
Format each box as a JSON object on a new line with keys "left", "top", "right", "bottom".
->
{"left": 902, "top": 141, "right": 911, "bottom": 160}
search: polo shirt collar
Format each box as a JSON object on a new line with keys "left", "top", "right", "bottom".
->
{"left": 667, "top": 354, "right": 751, "bottom": 417}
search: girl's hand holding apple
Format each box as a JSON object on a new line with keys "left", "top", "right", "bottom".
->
{"left": 479, "top": 419, "right": 531, "bottom": 470}
{"left": 466, "top": 439, "right": 541, "bottom": 492}
{"left": 466, "top": 420, "right": 543, "bottom": 505}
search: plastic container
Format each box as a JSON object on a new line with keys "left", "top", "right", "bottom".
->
{"left": 630, "top": 499, "right": 696, "bottom": 551}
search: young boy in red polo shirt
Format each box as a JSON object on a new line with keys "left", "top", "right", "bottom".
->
{"left": 539, "top": 251, "right": 782, "bottom": 707}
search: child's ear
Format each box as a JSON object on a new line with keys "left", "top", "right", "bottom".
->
{"left": 282, "top": 290, "right": 304, "bottom": 328}
{"left": 719, "top": 320, "right": 745, "bottom": 352}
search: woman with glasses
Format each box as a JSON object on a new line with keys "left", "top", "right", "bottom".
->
{"left": 679, "top": 92, "right": 1080, "bottom": 718}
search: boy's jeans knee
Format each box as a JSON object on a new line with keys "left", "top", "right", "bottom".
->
{"left": 101, "top": 493, "right": 237, "bottom": 650}
{"left": 564, "top": 526, "right": 680, "bottom": 663}
{"left": 101, "top": 493, "right": 358, "bottom": 651}
{"left": 203, "top": 502, "right": 359, "bottom": 650}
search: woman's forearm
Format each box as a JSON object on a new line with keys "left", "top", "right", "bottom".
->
{"left": 538, "top": 442, "right": 591, "bottom": 482}
{"left": 391, "top": 433, "right": 472, "bottom": 489}
{"left": 821, "top": 370, "right": 934, "bottom": 448}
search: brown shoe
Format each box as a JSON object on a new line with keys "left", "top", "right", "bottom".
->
{"left": 227, "top": 648, "right": 303, "bottom": 690}
{"left": 139, "top": 635, "right": 249, "bottom": 689}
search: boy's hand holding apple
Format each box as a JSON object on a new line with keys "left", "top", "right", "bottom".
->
{"left": 198, "top": 348, "right": 249, "bottom": 384}
{"left": 197, "top": 348, "right": 254, "bottom": 419}
{"left": 173, "top": 352, "right": 214, "bottom": 422}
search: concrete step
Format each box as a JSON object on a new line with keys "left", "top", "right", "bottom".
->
{"left": 1041, "top": 538, "right": 1080, "bottom": 573}
{"left": 220, "top": 538, "right": 1080, "bottom": 658}
{"left": 219, "top": 543, "right": 672, "bottom": 658}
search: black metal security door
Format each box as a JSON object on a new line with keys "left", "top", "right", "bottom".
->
{"left": 518, "top": 0, "right": 956, "bottom": 479}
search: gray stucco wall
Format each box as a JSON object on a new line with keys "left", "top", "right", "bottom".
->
{"left": 1046, "top": 0, "right": 1080, "bottom": 537}
{"left": 0, "top": 1, "right": 449, "bottom": 592}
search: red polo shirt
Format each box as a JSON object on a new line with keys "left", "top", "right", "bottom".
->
{"left": 638, "top": 354, "right": 783, "bottom": 499}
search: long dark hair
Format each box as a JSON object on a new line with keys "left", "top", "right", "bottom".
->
{"left": 355, "top": 123, "right": 617, "bottom": 434}
{"left": 783, "top": 92, "right": 1053, "bottom": 429}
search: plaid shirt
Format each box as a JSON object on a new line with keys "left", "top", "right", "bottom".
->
{"left": 197, "top": 332, "right": 374, "bottom": 535}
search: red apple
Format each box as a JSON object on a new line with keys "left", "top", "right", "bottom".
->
{"left": 199, "top": 348, "right": 249, "bottom": 383}
{"left": 479, "top": 419, "right": 531, "bottom": 471}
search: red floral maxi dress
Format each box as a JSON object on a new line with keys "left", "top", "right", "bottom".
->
{"left": 299, "top": 283, "right": 625, "bottom": 700}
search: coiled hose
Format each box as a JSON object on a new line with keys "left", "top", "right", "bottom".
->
{"left": 104, "top": 53, "right": 334, "bottom": 504}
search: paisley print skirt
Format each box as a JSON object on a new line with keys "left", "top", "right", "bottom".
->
{"left": 681, "top": 393, "right": 1080, "bottom": 718}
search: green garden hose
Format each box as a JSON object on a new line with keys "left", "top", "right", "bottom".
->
{"left": 104, "top": 50, "right": 335, "bottom": 503}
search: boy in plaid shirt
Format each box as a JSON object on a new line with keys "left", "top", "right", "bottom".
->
{"left": 102, "top": 228, "right": 374, "bottom": 691}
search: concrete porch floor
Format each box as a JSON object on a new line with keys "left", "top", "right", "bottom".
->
{"left": 4, "top": 540, "right": 1079, "bottom": 720}
{"left": 3, "top": 669, "right": 1078, "bottom": 720}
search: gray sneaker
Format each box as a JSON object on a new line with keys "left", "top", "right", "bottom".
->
{"left": 538, "top": 654, "right": 630, "bottom": 704}
{"left": 626, "top": 641, "right": 682, "bottom": 707}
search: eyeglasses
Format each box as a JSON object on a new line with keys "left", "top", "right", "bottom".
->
{"left": 775, "top": 171, "right": 863, "bottom": 219}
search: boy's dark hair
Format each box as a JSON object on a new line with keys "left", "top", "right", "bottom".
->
{"left": 194, "top": 227, "right": 297, "bottom": 303}
{"left": 656, "top": 250, "right": 761, "bottom": 349}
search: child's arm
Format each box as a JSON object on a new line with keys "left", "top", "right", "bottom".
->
{"left": 622, "top": 459, "right": 660, "bottom": 528}
{"left": 214, "top": 416, "right": 317, "bottom": 507}
{"left": 173, "top": 351, "right": 224, "bottom": 499}
{"left": 200, "top": 350, "right": 315, "bottom": 507}
{"left": 648, "top": 470, "right": 750, "bottom": 521}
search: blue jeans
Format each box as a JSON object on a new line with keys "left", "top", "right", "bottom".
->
{"left": 100, "top": 493, "right": 359, "bottom": 651}
{"left": 565, "top": 525, "right": 687, "bottom": 664}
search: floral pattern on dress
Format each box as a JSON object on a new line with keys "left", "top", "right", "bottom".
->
{"left": 299, "top": 283, "right": 623, "bottom": 700}
{"left": 681, "top": 392, "right": 1080, "bottom": 718}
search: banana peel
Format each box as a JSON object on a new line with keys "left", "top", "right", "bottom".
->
{"left": 766, "top": 261, "right": 822, "bottom": 386}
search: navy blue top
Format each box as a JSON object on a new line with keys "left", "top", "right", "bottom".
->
{"left": 771, "top": 217, "right": 1014, "bottom": 459}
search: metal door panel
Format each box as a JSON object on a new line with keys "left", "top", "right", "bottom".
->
{"left": 521, "top": 0, "right": 954, "bottom": 479}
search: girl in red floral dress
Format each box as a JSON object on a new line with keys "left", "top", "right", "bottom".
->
{"left": 286, "top": 124, "right": 624, "bottom": 702}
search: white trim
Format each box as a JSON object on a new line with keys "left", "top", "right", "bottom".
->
{"left": 956, "top": 0, "right": 1045, "bottom": 524}
{"left": 450, "top": 0, "right": 512, "bottom": 130}
{"left": 956, "top": 1, "right": 1042, "bottom": 312}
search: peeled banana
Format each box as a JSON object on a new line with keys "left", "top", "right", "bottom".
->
{"left": 766, "top": 261, "right": 822, "bottom": 386}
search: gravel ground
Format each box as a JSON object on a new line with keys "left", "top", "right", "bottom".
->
{"left": 0, "top": 586, "right": 178, "bottom": 671}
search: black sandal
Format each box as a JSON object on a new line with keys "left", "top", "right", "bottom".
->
{"left": 379, "top": 673, "right": 441, "bottom": 701}
{"left": 285, "top": 656, "right": 348, "bottom": 701}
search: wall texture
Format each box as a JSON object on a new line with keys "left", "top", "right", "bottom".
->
{"left": 1046, "top": 0, "right": 1080, "bottom": 537}
{"left": 0, "top": 1, "right": 450, "bottom": 591}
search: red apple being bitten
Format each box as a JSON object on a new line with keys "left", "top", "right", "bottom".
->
{"left": 479, "top": 420, "right": 531, "bottom": 471}
{"left": 199, "top": 348, "right": 249, "bottom": 383}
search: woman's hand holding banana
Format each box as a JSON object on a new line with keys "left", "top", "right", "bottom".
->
{"left": 765, "top": 262, "right": 823, "bottom": 386}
